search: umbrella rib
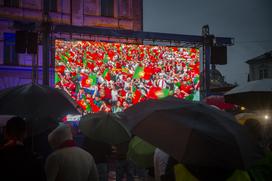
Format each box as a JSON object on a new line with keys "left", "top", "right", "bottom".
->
{"left": 113, "top": 115, "right": 132, "bottom": 137}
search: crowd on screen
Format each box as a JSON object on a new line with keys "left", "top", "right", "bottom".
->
{"left": 55, "top": 40, "right": 200, "bottom": 114}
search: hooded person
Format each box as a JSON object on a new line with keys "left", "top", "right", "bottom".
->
{"left": 45, "top": 123, "right": 99, "bottom": 181}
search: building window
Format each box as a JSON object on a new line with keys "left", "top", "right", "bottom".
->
{"left": 4, "top": 0, "right": 19, "bottom": 8}
{"left": 101, "top": 0, "right": 114, "bottom": 17}
{"left": 84, "top": 0, "right": 97, "bottom": 15}
{"left": 119, "top": 0, "right": 129, "bottom": 17}
{"left": 3, "top": 33, "right": 18, "bottom": 65}
{"left": 259, "top": 69, "right": 268, "bottom": 79}
{"left": 49, "top": 0, "right": 58, "bottom": 12}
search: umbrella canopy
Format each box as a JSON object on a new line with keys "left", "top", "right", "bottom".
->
{"left": 0, "top": 83, "right": 80, "bottom": 135}
{"left": 0, "top": 83, "right": 80, "bottom": 119}
{"left": 27, "top": 116, "right": 59, "bottom": 136}
{"left": 120, "top": 96, "right": 264, "bottom": 170}
{"left": 127, "top": 136, "right": 155, "bottom": 168}
{"left": 79, "top": 112, "right": 131, "bottom": 144}
{"left": 0, "top": 115, "right": 15, "bottom": 128}
{"left": 203, "top": 95, "right": 235, "bottom": 110}
{"left": 224, "top": 79, "right": 272, "bottom": 109}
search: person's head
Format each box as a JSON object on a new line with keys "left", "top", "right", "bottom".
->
{"left": 5, "top": 117, "right": 26, "bottom": 141}
{"left": 111, "top": 84, "right": 116, "bottom": 90}
{"left": 79, "top": 88, "right": 84, "bottom": 94}
{"left": 99, "top": 89, "right": 105, "bottom": 97}
{"left": 64, "top": 71, "right": 70, "bottom": 77}
{"left": 175, "top": 88, "right": 181, "bottom": 94}
{"left": 244, "top": 118, "right": 262, "bottom": 141}
{"left": 159, "top": 73, "right": 164, "bottom": 79}
{"left": 48, "top": 123, "right": 73, "bottom": 150}
{"left": 101, "top": 101, "right": 106, "bottom": 106}
{"left": 116, "top": 101, "right": 121, "bottom": 107}
{"left": 123, "top": 101, "right": 128, "bottom": 108}
{"left": 95, "top": 96, "right": 100, "bottom": 101}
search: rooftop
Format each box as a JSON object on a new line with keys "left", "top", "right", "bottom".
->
{"left": 246, "top": 50, "right": 272, "bottom": 64}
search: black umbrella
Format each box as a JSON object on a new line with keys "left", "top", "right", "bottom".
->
{"left": 119, "top": 96, "right": 264, "bottom": 170}
{"left": 79, "top": 112, "right": 131, "bottom": 144}
{"left": 224, "top": 79, "right": 272, "bottom": 109}
{"left": 0, "top": 83, "right": 81, "bottom": 134}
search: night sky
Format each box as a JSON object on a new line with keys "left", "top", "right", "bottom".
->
{"left": 143, "top": 0, "right": 272, "bottom": 85}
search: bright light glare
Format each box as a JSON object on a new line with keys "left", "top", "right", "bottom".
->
{"left": 66, "top": 114, "right": 81, "bottom": 122}
{"left": 264, "top": 115, "right": 269, "bottom": 120}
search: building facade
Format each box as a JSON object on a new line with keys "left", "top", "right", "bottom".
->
{"left": 246, "top": 50, "right": 272, "bottom": 81}
{"left": 0, "top": 0, "right": 143, "bottom": 89}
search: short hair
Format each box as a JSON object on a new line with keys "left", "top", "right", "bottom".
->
{"left": 5, "top": 117, "right": 26, "bottom": 139}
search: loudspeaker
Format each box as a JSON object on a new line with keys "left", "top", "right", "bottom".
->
{"left": 211, "top": 46, "right": 227, "bottom": 65}
{"left": 15, "top": 31, "right": 27, "bottom": 53}
{"left": 27, "top": 32, "right": 38, "bottom": 54}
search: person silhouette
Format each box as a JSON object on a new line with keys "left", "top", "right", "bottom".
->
{"left": 45, "top": 123, "right": 99, "bottom": 181}
{"left": 0, "top": 116, "right": 45, "bottom": 181}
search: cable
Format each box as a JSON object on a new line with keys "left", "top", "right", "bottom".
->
{"left": 235, "top": 40, "right": 272, "bottom": 44}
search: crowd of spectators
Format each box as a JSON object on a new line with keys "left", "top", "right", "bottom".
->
{"left": 55, "top": 40, "right": 200, "bottom": 114}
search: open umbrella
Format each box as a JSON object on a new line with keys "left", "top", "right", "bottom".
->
{"left": 0, "top": 83, "right": 80, "bottom": 134}
{"left": 0, "top": 83, "right": 80, "bottom": 119}
{"left": 79, "top": 112, "right": 131, "bottom": 144}
{"left": 0, "top": 115, "right": 15, "bottom": 128}
{"left": 224, "top": 79, "right": 272, "bottom": 109}
{"left": 120, "top": 96, "right": 263, "bottom": 170}
{"left": 127, "top": 136, "right": 155, "bottom": 168}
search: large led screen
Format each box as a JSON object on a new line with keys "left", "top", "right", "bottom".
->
{"left": 55, "top": 40, "right": 200, "bottom": 113}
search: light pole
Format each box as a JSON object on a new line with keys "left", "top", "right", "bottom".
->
{"left": 202, "top": 25, "right": 213, "bottom": 98}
